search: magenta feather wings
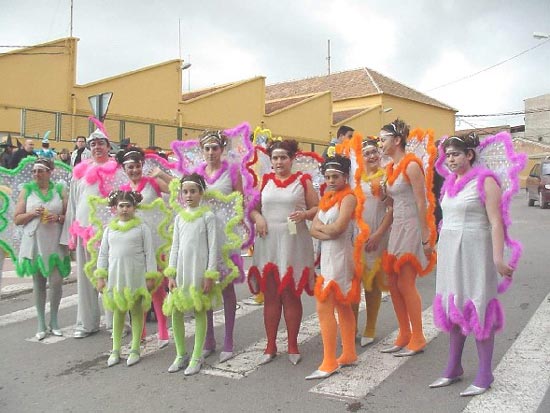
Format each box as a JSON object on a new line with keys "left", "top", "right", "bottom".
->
{"left": 435, "top": 131, "right": 527, "bottom": 293}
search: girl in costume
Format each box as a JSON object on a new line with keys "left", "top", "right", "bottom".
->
{"left": 350, "top": 137, "right": 392, "bottom": 347}
{"left": 116, "top": 147, "right": 173, "bottom": 349}
{"left": 95, "top": 190, "right": 159, "bottom": 367}
{"left": 307, "top": 155, "right": 363, "bottom": 380}
{"left": 379, "top": 119, "right": 436, "bottom": 357}
{"left": 197, "top": 130, "right": 244, "bottom": 363}
{"left": 248, "top": 139, "right": 318, "bottom": 365}
{"left": 14, "top": 158, "right": 70, "bottom": 339}
{"left": 430, "top": 132, "right": 523, "bottom": 396}
{"left": 163, "top": 173, "right": 221, "bottom": 376}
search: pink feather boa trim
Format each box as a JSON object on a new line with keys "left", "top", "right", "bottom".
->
{"left": 120, "top": 176, "right": 161, "bottom": 197}
{"left": 433, "top": 293, "right": 504, "bottom": 340}
{"left": 435, "top": 132, "right": 527, "bottom": 294}
{"left": 68, "top": 221, "right": 95, "bottom": 250}
{"left": 73, "top": 159, "right": 120, "bottom": 197}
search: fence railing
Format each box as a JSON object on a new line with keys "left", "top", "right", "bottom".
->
{"left": 9, "top": 107, "right": 329, "bottom": 154}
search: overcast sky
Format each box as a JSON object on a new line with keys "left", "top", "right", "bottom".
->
{"left": 1, "top": 0, "right": 549, "bottom": 130}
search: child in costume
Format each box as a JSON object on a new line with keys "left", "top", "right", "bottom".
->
{"left": 95, "top": 190, "right": 159, "bottom": 367}
{"left": 117, "top": 147, "right": 173, "bottom": 349}
{"left": 379, "top": 119, "right": 436, "bottom": 357}
{"left": 346, "top": 136, "right": 392, "bottom": 347}
{"left": 248, "top": 139, "right": 319, "bottom": 366}
{"left": 171, "top": 123, "right": 258, "bottom": 363}
{"left": 163, "top": 173, "right": 221, "bottom": 375}
{"left": 430, "top": 132, "right": 523, "bottom": 396}
{"left": 307, "top": 155, "right": 364, "bottom": 380}
{"left": 13, "top": 158, "right": 70, "bottom": 339}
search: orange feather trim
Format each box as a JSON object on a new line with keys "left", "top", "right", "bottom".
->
{"left": 382, "top": 251, "right": 436, "bottom": 278}
{"left": 314, "top": 275, "right": 361, "bottom": 305}
{"left": 385, "top": 153, "right": 422, "bottom": 186}
{"left": 319, "top": 185, "right": 354, "bottom": 211}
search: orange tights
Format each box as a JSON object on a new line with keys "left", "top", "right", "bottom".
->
{"left": 387, "top": 264, "right": 426, "bottom": 351}
{"left": 352, "top": 275, "right": 382, "bottom": 338}
{"left": 317, "top": 293, "right": 357, "bottom": 373}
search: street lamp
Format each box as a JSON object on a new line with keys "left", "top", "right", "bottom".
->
{"left": 533, "top": 32, "right": 550, "bottom": 39}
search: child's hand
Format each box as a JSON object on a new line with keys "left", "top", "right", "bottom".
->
{"left": 168, "top": 278, "right": 177, "bottom": 291}
{"left": 146, "top": 279, "right": 156, "bottom": 291}
{"left": 203, "top": 278, "right": 214, "bottom": 294}
{"left": 96, "top": 278, "right": 106, "bottom": 292}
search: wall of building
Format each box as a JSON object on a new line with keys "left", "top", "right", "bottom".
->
{"left": 525, "top": 94, "right": 550, "bottom": 144}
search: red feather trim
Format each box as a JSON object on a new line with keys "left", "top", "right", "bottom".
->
{"left": 247, "top": 262, "right": 314, "bottom": 297}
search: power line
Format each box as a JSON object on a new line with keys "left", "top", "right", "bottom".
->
{"left": 457, "top": 108, "right": 550, "bottom": 118}
{"left": 426, "top": 37, "right": 550, "bottom": 92}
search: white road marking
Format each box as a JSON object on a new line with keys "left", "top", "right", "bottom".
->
{"left": 201, "top": 301, "right": 369, "bottom": 379}
{"left": 462, "top": 293, "right": 550, "bottom": 413}
{"left": 309, "top": 305, "right": 439, "bottom": 401}
{"left": 0, "top": 293, "right": 79, "bottom": 328}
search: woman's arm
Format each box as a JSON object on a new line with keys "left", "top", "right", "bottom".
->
{"left": 315, "top": 194, "right": 356, "bottom": 239}
{"left": 484, "top": 177, "right": 514, "bottom": 278}
{"left": 150, "top": 167, "right": 174, "bottom": 194}
{"left": 14, "top": 190, "right": 40, "bottom": 226}
{"left": 407, "top": 162, "right": 433, "bottom": 258}
{"left": 310, "top": 213, "right": 331, "bottom": 240}
{"left": 289, "top": 179, "right": 319, "bottom": 223}
{"left": 250, "top": 199, "right": 267, "bottom": 238}
{"left": 366, "top": 205, "right": 393, "bottom": 252}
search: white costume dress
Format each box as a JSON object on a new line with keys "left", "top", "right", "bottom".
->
{"left": 248, "top": 172, "right": 315, "bottom": 296}
{"left": 434, "top": 176, "right": 502, "bottom": 340}
{"left": 96, "top": 218, "right": 158, "bottom": 312}
{"left": 163, "top": 206, "right": 221, "bottom": 313}
{"left": 18, "top": 182, "right": 70, "bottom": 277}
{"left": 315, "top": 190, "right": 356, "bottom": 302}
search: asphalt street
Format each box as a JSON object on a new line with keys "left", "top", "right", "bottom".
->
{"left": 0, "top": 194, "right": 549, "bottom": 413}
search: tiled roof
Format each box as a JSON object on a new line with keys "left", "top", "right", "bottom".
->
{"left": 266, "top": 68, "right": 456, "bottom": 111}
{"left": 332, "top": 108, "right": 366, "bottom": 124}
{"left": 265, "top": 95, "right": 313, "bottom": 114}
{"left": 456, "top": 125, "right": 511, "bottom": 136}
{"left": 182, "top": 84, "right": 232, "bottom": 101}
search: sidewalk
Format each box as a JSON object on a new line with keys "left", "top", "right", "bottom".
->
{"left": 1, "top": 258, "right": 77, "bottom": 299}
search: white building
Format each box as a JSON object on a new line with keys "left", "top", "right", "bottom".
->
{"left": 525, "top": 93, "right": 550, "bottom": 144}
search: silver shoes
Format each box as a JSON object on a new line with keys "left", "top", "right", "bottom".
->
{"left": 429, "top": 376, "right": 462, "bottom": 388}
{"left": 305, "top": 368, "right": 338, "bottom": 380}
{"left": 360, "top": 336, "right": 375, "bottom": 347}
{"left": 50, "top": 329, "right": 63, "bottom": 337}
{"left": 201, "top": 348, "right": 215, "bottom": 359}
{"left": 219, "top": 351, "right": 234, "bottom": 363}
{"left": 158, "top": 339, "right": 170, "bottom": 349}
{"left": 380, "top": 345, "right": 403, "bottom": 353}
{"left": 288, "top": 353, "right": 301, "bottom": 365}
{"left": 168, "top": 354, "right": 190, "bottom": 373}
{"left": 126, "top": 350, "right": 140, "bottom": 367}
{"left": 460, "top": 384, "right": 488, "bottom": 397}
{"left": 184, "top": 358, "right": 203, "bottom": 376}
{"left": 107, "top": 350, "right": 120, "bottom": 367}
{"left": 35, "top": 331, "right": 47, "bottom": 341}
{"left": 394, "top": 348, "right": 424, "bottom": 357}
{"left": 259, "top": 353, "right": 276, "bottom": 365}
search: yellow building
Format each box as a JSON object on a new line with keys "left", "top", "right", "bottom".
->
{"left": 0, "top": 37, "right": 456, "bottom": 152}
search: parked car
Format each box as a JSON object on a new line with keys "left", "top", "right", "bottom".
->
{"left": 526, "top": 157, "right": 550, "bottom": 209}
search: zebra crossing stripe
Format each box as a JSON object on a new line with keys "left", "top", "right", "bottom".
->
{"left": 201, "top": 301, "right": 368, "bottom": 379}
{"left": 463, "top": 292, "right": 550, "bottom": 413}
{"left": 309, "top": 305, "right": 439, "bottom": 400}
{"left": 0, "top": 293, "right": 79, "bottom": 328}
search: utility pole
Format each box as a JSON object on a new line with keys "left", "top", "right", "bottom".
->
{"left": 327, "top": 39, "right": 331, "bottom": 75}
{"left": 70, "top": 0, "right": 74, "bottom": 37}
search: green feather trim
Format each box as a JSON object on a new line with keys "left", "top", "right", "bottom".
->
{"left": 164, "top": 267, "right": 176, "bottom": 278}
{"left": 168, "top": 179, "right": 210, "bottom": 221}
{"left": 108, "top": 217, "right": 141, "bottom": 231}
{"left": 162, "top": 284, "right": 221, "bottom": 315}
{"left": 102, "top": 287, "right": 152, "bottom": 312}
{"left": 138, "top": 197, "right": 172, "bottom": 270}
{"left": 16, "top": 253, "right": 71, "bottom": 278}
{"left": 203, "top": 190, "right": 245, "bottom": 290}
{"left": 94, "top": 267, "right": 108, "bottom": 280}
{"left": 204, "top": 269, "right": 220, "bottom": 280}
{"left": 145, "top": 271, "right": 162, "bottom": 280}
{"left": 22, "top": 181, "right": 64, "bottom": 203}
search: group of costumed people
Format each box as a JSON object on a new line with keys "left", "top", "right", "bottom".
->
{"left": 0, "top": 116, "right": 525, "bottom": 396}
